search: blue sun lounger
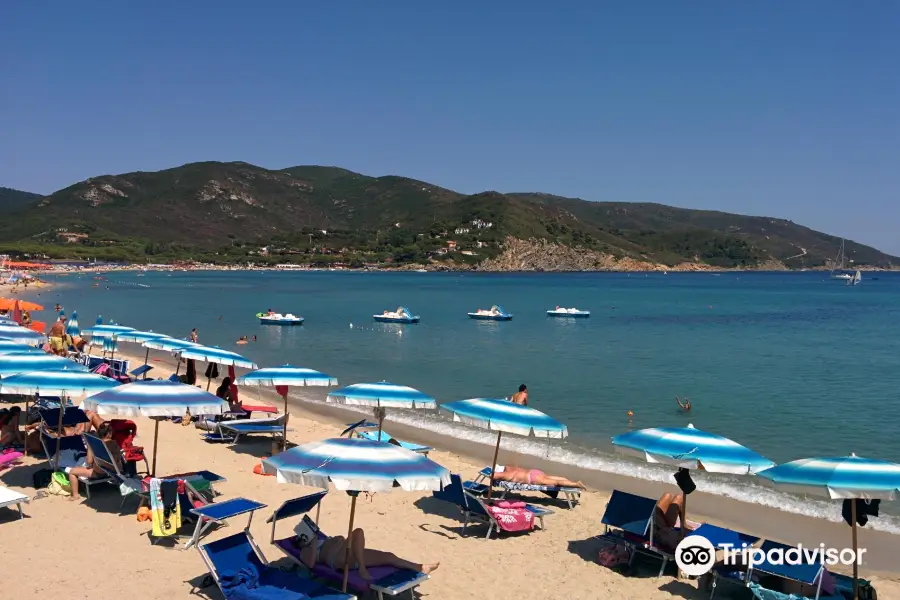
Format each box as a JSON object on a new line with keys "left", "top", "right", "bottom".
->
{"left": 39, "top": 408, "right": 113, "bottom": 498}
{"left": 745, "top": 541, "right": 840, "bottom": 600}
{"left": 433, "top": 474, "right": 552, "bottom": 539}
{"left": 203, "top": 414, "right": 291, "bottom": 444}
{"left": 597, "top": 489, "right": 683, "bottom": 577}
{"left": 465, "top": 466, "right": 581, "bottom": 508}
{"left": 268, "top": 491, "right": 431, "bottom": 599}
{"left": 196, "top": 500, "right": 355, "bottom": 600}
{"left": 689, "top": 523, "right": 760, "bottom": 598}
{"left": 345, "top": 423, "right": 432, "bottom": 456}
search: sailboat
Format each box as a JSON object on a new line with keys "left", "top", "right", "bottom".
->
{"left": 847, "top": 269, "right": 862, "bottom": 286}
{"left": 831, "top": 239, "right": 853, "bottom": 280}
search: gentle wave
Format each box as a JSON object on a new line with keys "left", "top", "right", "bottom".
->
{"left": 325, "top": 403, "right": 900, "bottom": 535}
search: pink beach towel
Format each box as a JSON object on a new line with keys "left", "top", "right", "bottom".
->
{"left": 0, "top": 450, "right": 24, "bottom": 470}
{"left": 486, "top": 503, "right": 534, "bottom": 532}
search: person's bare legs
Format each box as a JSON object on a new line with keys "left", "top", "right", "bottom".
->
{"left": 67, "top": 466, "right": 96, "bottom": 500}
{"left": 340, "top": 529, "right": 440, "bottom": 580}
{"left": 532, "top": 473, "right": 586, "bottom": 489}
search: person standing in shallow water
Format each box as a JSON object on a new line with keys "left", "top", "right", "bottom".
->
{"left": 511, "top": 384, "right": 528, "bottom": 406}
{"left": 190, "top": 328, "right": 198, "bottom": 343}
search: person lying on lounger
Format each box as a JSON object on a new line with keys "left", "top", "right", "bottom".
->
{"left": 65, "top": 422, "right": 123, "bottom": 501}
{"left": 654, "top": 492, "right": 695, "bottom": 548}
{"left": 491, "top": 466, "right": 586, "bottom": 489}
{"left": 294, "top": 527, "right": 439, "bottom": 581}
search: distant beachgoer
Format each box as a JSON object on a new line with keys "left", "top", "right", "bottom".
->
{"left": 510, "top": 384, "right": 528, "bottom": 406}
{"left": 237, "top": 336, "right": 248, "bottom": 345}
{"left": 190, "top": 328, "right": 198, "bottom": 343}
{"left": 675, "top": 396, "right": 691, "bottom": 412}
{"left": 252, "top": 335, "right": 257, "bottom": 342}
{"left": 22, "top": 309, "right": 31, "bottom": 325}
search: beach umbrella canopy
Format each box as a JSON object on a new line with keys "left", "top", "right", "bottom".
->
{"left": 81, "top": 324, "right": 136, "bottom": 338}
{"left": 142, "top": 337, "right": 198, "bottom": 352}
{"left": 65, "top": 311, "right": 80, "bottom": 336}
{"left": 441, "top": 398, "right": 568, "bottom": 439}
{"left": 327, "top": 382, "right": 437, "bottom": 410}
{"left": 757, "top": 455, "right": 900, "bottom": 500}
{"left": 114, "top": 330, "right": 169, "bottom": 344}
{"left": 177, "top": 345, "right": 257, "bottom": 369}
{"left": 0, "top": 298, "right": 43, "bottom": 312}
{"left": 0, "top": 318, "right": 17, "bottom": 326}
{"left": 235, "top": 365, "right": 338, "bottom": 451}
{"left": 758, "top": 456, "right": 900, "bottom": 600}
{"left": 262, "top": 437, "right": 450, "bottom": 592}
{"left": 611, "top": 423, "right": 775, "bottom": 475}
{"left": 0, "top": 339, "right": 43, "bottom": 355}
{"left": 441, "top": 398, "right": 568, "bottom": 499}
{"left": 0, "top": 324, "right": 44, "bottom": 344}
{"left": 0, "top": 352, "right": 88, "bottom": 376}
{"left": 82, "top": 380, "right": 228, "bottom": 476}
{"left": 0, "top": 369, "right": 121, "bottom": 397}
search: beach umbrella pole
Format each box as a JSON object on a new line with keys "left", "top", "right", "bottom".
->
{"left": 487, "top": 431, "right": 503, "bottom": 500}
{"left": 851, "top": 500, "right": 859, "bottom": 600}
{"left": 150, "top": 418, "right": 161, "bottom": 477}
{"left": 53, "top": 391, "right": 67, "bottom": 467}
{"left": 282, "top": 390, "right": 289, "bottom": 452}
{"left": 143, "top": 348, "right": 150, "bottom": 367}
{"left": 342, "top": 492, "right": 359, "bottom": 593}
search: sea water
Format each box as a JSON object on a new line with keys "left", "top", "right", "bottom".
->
{"left": 45, "top": 270, "right": 900, "bottom": 530}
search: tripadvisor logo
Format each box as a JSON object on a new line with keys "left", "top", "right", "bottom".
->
{"left": 675, "top": 535, "right": 866, "bottom": 577}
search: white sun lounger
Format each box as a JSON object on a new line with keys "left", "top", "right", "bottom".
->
{"left": 0, "top": 486, "right": 28, "bottom": 519}
{"left": 466, "top": 466, "right": 582, "bottom": 508}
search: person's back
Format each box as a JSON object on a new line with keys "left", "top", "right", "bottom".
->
{"left": 511, "top": 384, "right": 528, "bottom": 406}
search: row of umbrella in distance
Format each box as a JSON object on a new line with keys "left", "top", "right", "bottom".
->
{"left": 2, "top": 317, "right": 900, "bottom": 596}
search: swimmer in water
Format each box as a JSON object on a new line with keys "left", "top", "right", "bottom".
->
{"left": 675, "top": 396, "right": 691, "bottom": 412}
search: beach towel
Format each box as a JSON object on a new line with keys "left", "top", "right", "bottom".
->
{"left": 219, "top": 564, "right": 306, "bottom": 600}
{"left": 150, "top": 478, "right": 182, "bottom": 537}
{"left": 0, "top": 450, "right": 24, "bottom": 470}
{"left": 205, "top": 363, "right": 219, "bottom": 380}
{"left": 485, "top": 502, "right": 534, "bottom": 532}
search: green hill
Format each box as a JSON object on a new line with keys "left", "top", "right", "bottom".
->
{"left": 0, "top": 162, "right": 894, "bottom": 269}
{"left": 0, "top": 186, "right": 42, "bottom": 208}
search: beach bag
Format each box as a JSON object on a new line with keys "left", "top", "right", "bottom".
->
{"left": 598, "top": 544, "right": 630, "bottom": 568}
{"left": 48, "top": 472, "right": 72, "bottom": 496}
{"left": 32, "top": 468, "right": 53, "bottom": 489}
{"left": 293, "top": 515, "right": 322, "bottom": 547}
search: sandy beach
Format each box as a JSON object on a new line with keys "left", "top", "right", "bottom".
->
{"left": 2, "top": 346, "right": 899, "bottom": 600}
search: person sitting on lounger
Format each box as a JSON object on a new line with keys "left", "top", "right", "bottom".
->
{"left": 491, "top": 465, "right": 586, "bottom": 489}
{"left": 294, "top": 526, "right": 439, "bottom": 581}
{"left": 654, "top": 492, "right": 694, "bottom": 548}
{"left": 0, "top": 406, "right": 24, "bottom": 447}
{"left": 65, "top": 422, "right": 123, "bottom": 501}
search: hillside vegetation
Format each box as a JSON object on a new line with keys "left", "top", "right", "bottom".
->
{"left": 0, "top": 162, "right": 893, "bottom": 269}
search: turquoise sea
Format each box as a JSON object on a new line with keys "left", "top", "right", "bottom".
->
{"left": 42, "top": 270, "right": 900, "bottom": 530}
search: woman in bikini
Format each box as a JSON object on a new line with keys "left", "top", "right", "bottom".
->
{"left": 654, "top": 492, "right": 694, "bottom": 548}
{"left": 491, "top": 466, "right": 586, "bottom": 489}
{"left": 295, "top": 527, "right": 439, "bottom": 581}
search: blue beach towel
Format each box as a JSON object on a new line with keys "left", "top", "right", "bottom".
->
{"left": 220, "top": 564, "right": 309, "bottom": 600}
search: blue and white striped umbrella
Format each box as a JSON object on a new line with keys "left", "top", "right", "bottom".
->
{"left": 263, "top": 437, "right": 450, "bottom": 593}
{"left": 757, "top": 455, "right": 900, "bottom": 500}
{"left": 0, "top": 369, "right": 120, "bottom": 397}
{"left": 114, "top": 330, "right": 169, "bottom": 344}
{"left": 0, "top": 352, "right": 88, "bottom": 376}
{"left": 177, "top": 345, "right": 257, "bottom": 369}
{"left": 82, "top": 380, "right": 228, "bottom": 476}
{"left": 0, "top": 318, "right": 17, "bottom": 326}
{"left": 65, "top": 311, "right": 80, "bottom": 336}
{"left": 263, "top": 437, "right": 450, "bottom": 493}
{"left": 236, "top": 365, "right": 337, "bottom": 451}
{"left": 142, "top": 337, "right": 198, "bottom": 352}
{"left": 0, "top": 340, "right": 43, "bottom": 355}
{"left": 611, "top": 423, "right": 774, "bottom": 475}
{"left": 82, "top": 324, "right": 136, "bottom": 338}
{"left": 327, "top": 381, "right": 437, "bottom": 410}
{"left": 102, "top": 337, "right": 118, "bottom": 354}
{"left": 236, "top": 365, "right": 338, "bottom": 387}
{"left": 0, "top": 324, "right": 44, "bottom": 344}
{"left": 81, "top": 379, "right": 228, "bottom": 418}
{"left": 441, "top": 398, "right": 568, "bottom": 439}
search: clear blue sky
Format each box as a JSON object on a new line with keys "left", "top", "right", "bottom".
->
{"left": 2, "top": 2, "right": 898, "bottom": 253}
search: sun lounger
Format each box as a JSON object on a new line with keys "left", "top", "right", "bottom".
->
{"left": 38, "top": 410, "right": 114, "bottom": 498}
{"left": 197, "top": 500, "right": 356, "bottom": 600}
{"left": 204, "top": 414, "right": 291, "bottom": 444}
{"left": 597, "top": 489, "right": 693, "bottom": 577}
{"left": 688, "top": 523, "right": 760, "bottom": 598}
{"left": 346, "top": 424, "right": 432, "bottom": 456}
{"left": 465, "top": 465, "right": 581, "bottom": 508}
{"left": 187, "top": 497, "right": 267, "bottom": 551}
{"left": 0, "top": 485, "right": 28, "bottom": 519}
{"left": 747, "top": 540, "right": 833, "bottom": 600}
{"left": 268, "top": 491, "right": 430, "bottom": 599}
{"left": 433, "top": 474, "right": 552, "bottom": 539}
